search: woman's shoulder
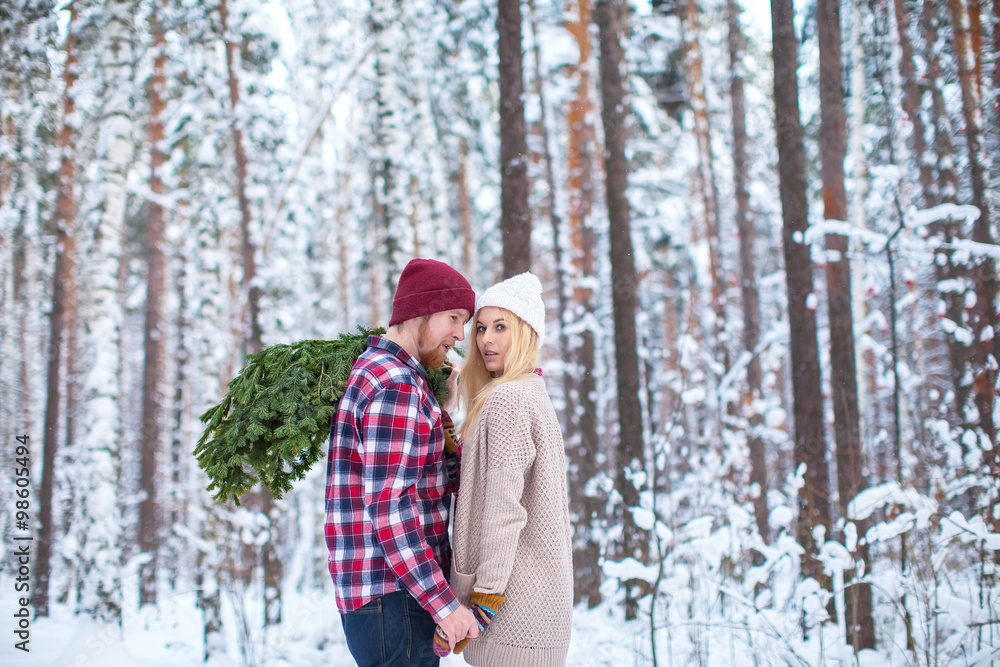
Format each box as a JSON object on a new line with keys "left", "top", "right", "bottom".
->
{"left": 484, "top": 373, "right": 545, "bottom": 404}
{"left": 482, "top": 375, "right": 551, "bottom": 425}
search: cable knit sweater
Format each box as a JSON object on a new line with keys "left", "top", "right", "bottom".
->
{"left": 451, "top": 373, "right": 573, "bottom": 667}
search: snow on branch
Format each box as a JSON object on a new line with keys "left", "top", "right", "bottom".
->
{"left": 802, "top": 204, "right": 1000, "bottom": 261}
{"left": 846, "top": 481, "right": 938, "bottom": 521}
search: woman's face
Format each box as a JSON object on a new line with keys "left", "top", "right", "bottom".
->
{"left": 476, "top": 307, "right": 512, "bottom": 375}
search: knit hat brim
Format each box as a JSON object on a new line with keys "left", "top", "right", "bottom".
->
{"left": 388, "top": 259, "right": 476, "bottom": 326}
{"left": 476, "top": 272, "right": 545, "bottom": 346}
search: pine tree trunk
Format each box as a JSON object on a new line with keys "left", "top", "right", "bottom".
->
{"left": 595, "top": 0, "right": 647, "bottom": 621}
{"left": 566, "top": 0, "right": 603, "bottom": 607}
{"left": 992, "top": 0, "right": 1000, "bottom": 486}
{"left": 682, "top": 0, "right": 726, "bottom": 361}
{"left": 895, "top": 0, "right": 950, "bottom": 486}
{"left": 947, "top": 0, "right": 998, "bottom": 449}
{"left": 498, "top": 0, "right": 531, "bottom": 276}
{"left": 530, "top": 0, "right": 594, "bottom": 606}
{"left": 34, "top": 4, "right": 78, "bottom": 617}
{"left": 769, "top": 0, "right": 832, "bottom": 585}
{"left": 922, "top": 0, "right": 969, "bottom": 436}
{"left": 968, "top": 0, "right": 983, "bottom": 95}
{"left": 893, "top": 0, "right": 934, "bottom": 204}
{"left": 817, "top": 0, "right": 873, "bottom": 648}
{"left": 219, "top": 0, "right": 282, "bottom": 624}
{"left": 727, "top": 0, "right": 768, "bottom": 544}
{"left": 527, "top": 0, "right": 568, "bottom": 390}
{"left": 140, "top": 0, "right": 167, "bottom": 607}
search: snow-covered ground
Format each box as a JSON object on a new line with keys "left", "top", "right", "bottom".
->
{"left": 0, "top": 576, "right": 643, "bottom": 667}
{"left": 3, "top": 567, "right": 997, "bottom": 666}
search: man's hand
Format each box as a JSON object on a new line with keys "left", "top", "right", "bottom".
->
{"left": 454, "top": 591, "right": 504, "bottom": 654}
{"left": 437, "top": 604, "right": 480, "bottom": 652}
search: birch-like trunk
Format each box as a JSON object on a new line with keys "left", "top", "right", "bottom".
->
{"left": 76, "top": 0, "right": 134, "bottom": 620}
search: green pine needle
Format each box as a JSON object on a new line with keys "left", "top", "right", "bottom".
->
{"left": 195, "top": 327, "right": 453, "bottom": 505}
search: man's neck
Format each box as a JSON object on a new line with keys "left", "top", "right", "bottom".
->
{"left": 384, "top": 324, "right": 419, "bottom": 360}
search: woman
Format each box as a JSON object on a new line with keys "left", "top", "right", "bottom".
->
{"left": 441, "top": 272, "right": 573, "bottom": 666}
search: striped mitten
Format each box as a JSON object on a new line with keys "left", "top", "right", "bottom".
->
{"left": 432, "top": 625, "right": 451, "bottom": 657}
{"left": 454, "top": 591, "right": 505, "bottom": 654}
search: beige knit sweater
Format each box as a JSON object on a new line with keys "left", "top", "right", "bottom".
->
{"left": 451, "top": 373, "right": 573, "bottom": 667}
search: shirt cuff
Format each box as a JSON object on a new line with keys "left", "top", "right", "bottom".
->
{"left": 424, "top": 584, "right": 460, "bottom": 623}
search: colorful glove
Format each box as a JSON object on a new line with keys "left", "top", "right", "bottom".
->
{"left": 432, "top": 625, "right": 452, "bottom": 657}
{"left": 454, "top": 591, "right": 505, "bottom": 654}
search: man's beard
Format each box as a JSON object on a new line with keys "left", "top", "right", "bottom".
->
{"left": 417, "top": 320, "right": 447, "bottom": 369}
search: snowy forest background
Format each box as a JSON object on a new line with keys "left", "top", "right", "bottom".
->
{"left": 2, "top": 0, "right": 1000, "bottom": 664}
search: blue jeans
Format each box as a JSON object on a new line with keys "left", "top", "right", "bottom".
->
{"left": 341, "top": 591, "right": 440, "bottom": 667}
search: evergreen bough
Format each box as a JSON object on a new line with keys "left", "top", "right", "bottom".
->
{"left": 195, "top": 327, "right": 452, "bottom": 505}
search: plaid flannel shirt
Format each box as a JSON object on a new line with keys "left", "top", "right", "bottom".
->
{"left": 325, "top": 336, "right": 459, "bottom": 622}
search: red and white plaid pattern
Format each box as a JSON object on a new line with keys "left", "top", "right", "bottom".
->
{"left": 325, "top": 336, "right": 459, "bottom": 622}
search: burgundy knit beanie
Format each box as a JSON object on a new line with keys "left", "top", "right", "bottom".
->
{"left": 388, "top": 258, "right": 476, "bottom": 326}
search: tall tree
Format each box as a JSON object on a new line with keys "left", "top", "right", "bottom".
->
{"left": 565, "top": 0, "right": 603, "bottom": 607}
{"left": 920, "top": 0, "right": 970, "bottom": 441}
{"left": 139, "top": 0, "right": 167, "bottom": 606}
{"left": 498, "top": 0, "right": 531, "bottom": 276}
{"left": 769, "top": 0, "right": 832, "bottom": 583}
{"left": 595, "top": 0, "right": 646, "bottom": 620}
{"left": 817, "top": 0, "right": 872, "bottom": 647}
{"left": 34, "top": 1, "right": 78, "bottom": 618}
{"left": 946, "top": 0, "right": 998, "bottom": 449}
{"left": 75, "top": 0, "right": 134, "bottom": 620}
{"left": 219, "top": 0, "right": 282, "bottom": 624}
{"left": 527, "top": 0, "right": 567, "bottom": 389}
{"left": 726, "top": 0, "right": 768, "bottom": 543}
{"left": 369, "top": 0, "right": 401, "bottom": 301}
{"left": 893, "top": 0, "right": 933, "bottom": 204}
{"left": 681, "top": 0, "right": 726, "bottom": 362}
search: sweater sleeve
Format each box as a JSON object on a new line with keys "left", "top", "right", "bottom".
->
{"left": 360, "top": 382, "right": 458, "bottom": 621}
{"left": 473, "top": 385, "right": 536, "bottom": 595}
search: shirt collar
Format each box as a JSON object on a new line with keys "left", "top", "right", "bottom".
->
{"left": 368, "top": 335, "right": 428, "bottom": 379}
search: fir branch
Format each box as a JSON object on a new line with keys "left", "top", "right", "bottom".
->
{"left": 195, "top": 327, "right": 453, "bottom": 505}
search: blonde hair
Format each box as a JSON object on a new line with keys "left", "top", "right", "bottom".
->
{"left": 459, "top": 307, "right": 540, "bottom": 439}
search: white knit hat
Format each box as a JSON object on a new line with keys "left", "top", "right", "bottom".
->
{"left": 476, "top": 272, "right": 545, "bottom": 347}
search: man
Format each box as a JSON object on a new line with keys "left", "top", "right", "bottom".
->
{"left": 325, "top": 258, "right": 480, "bottom": 666}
